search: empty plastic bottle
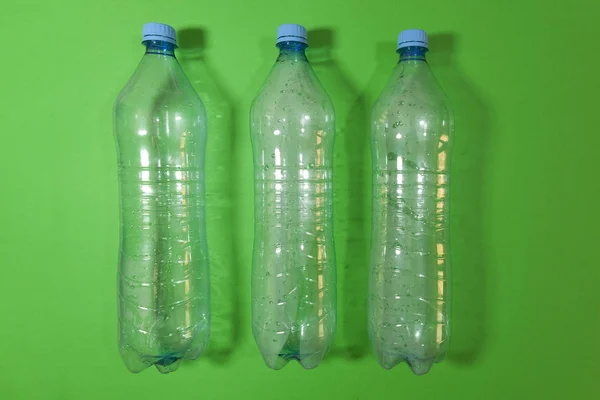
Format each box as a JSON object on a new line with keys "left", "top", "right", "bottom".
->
{"left": 250, "top": 24, "right": 336, "bottom": 370}
{"left": 114, "top": 22, "right": 210, "bottom": 374}
{"left": 369, "top": 29, "right": 454, "bottom": 374}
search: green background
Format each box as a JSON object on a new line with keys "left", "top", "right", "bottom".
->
{"left": 2, "top": 0, "right": 599, "bottom": 398}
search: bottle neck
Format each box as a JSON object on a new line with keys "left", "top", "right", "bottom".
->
{"left": 144, "top": 40, "right": 176, "bottom": 57}
{"left": 276, "top": 41, "right": 308, "bottom": 62}
{"left": 398, "top": 46, "right": 428, "bottom": 62}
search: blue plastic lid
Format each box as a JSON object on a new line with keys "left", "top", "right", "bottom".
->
{"left": 142, "top": 22, "right": 177, "bottom": 45}
{"left": 397, "top": 29, "right": 428, "bottom": 49}
{"left": 277, "top": 24, "right": 308, "bottom": 45}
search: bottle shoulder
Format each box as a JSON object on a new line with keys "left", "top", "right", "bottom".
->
{"left": 254, "top": 62, "right": 332, "bottom": 107}
{"left": 115, "top": 82, "right": 205, "bottom": 118}
{"left": 252, "top": 86, "right": 334, "bottom": 126}
{"left": 114, "top": 63, "right": 207, "bottom": 144}
{"left": 374, "top": 77, "right": 451, "bottom": 120}
{"left": 115, "top": 58, "right": 204, "bottom": 111}
{"left": 371, "top": 70, "right": 454, "bottom": 146}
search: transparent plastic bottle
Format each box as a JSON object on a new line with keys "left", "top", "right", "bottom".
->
{"left": 114, "top": 23, "right": 210, "bottom": 374}
{"left": 250, "top": 24, "right": 336, "bottom": 370}
{"left": 369, "top": 29, "right": 454, "bottom": 374}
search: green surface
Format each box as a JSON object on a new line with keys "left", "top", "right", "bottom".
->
{"left": 1, "top": 0, "right": 599, "bottom": 398}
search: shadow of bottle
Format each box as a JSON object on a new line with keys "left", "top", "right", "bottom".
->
{"left": 307, "top": 29, "right": 371, "bottom": 360}
{"left": 177, "top": 28, "right": 240, "bottom": 364}
{"left": 427, "top": 33, "right": 490, "bottom": 365}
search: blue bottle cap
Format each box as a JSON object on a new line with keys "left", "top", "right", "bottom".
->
{"left": 277, "top": 24, "right": 308, "bottom": 45}
{"left": 397, "top": 29, "right": 428, "bottom": 49}
{"left": 142, "top": 22, "right": 177, "bottom": 45}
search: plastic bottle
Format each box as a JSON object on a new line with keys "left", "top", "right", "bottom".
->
{"left": 369, "top": 29, "right": 454, "bottom": 374}
{"left": 250, "top": 24, "right": 336, "bottom": 370}
{"left": 114, "top": 22, "right": 210, "bottom": 374}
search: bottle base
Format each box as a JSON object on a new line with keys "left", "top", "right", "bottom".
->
{"left": 258, "top": 341, "right": 330, "bottom": 370}
{"left": 121, "top": 351, "right": 185, "bottom": 374}
{"left": 261, "top": 350, "right": 328, "bottom": 370}
{"left": 120, "top": 341, "right": 207, "bottom": 374}
{"left": 375, "top": 351, "right": 444, "bottom": 375}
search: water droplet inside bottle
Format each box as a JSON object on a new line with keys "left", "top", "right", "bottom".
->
{"left": 392, "top": 121, "right": 403, "bottom": 128}
{"left": 399, "top": 101, "right": 405, "bottom": 105}
{"left": 308, "top": 163, "right": 315, "bottom": 169}
{"left": 387, "top": 152, "right": 396, "bottom": 161}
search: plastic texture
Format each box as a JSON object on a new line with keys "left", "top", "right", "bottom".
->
{"left": 369, "top": 41, "right": 453, "bottom": 374}
{"left": 114, "top": 34, "right": 210, "bottom": 374}
{"left": 142, "top": 22, "right": 177, "bottom": 45}
{"left": 397, "top": 29, "right": 428, "bottom": 49}
{"left": 276, "top": 23, "right": 308, "bottom": 44}
{"left": 250, "top": 40, "right": 336, "bottom": 369}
